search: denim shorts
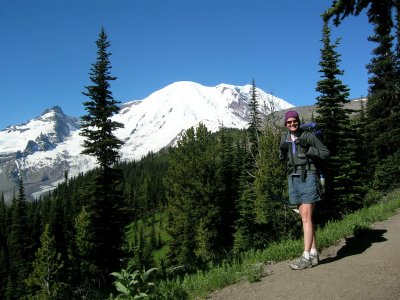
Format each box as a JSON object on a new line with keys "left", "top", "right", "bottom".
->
{"left": 288, "top": 171, "right": 321, "bottom": 205}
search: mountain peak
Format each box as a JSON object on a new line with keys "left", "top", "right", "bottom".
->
{"left": 42, "top": 105, "right": 64, "bottom": 115}
{"left": 0, "top": 81, "right": 294, "bottom": 201}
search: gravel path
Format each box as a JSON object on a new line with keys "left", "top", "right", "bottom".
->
{"left": 208, "top": 212, "right": 400, "bottom": 300}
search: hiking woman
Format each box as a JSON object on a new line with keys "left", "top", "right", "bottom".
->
{"left": 279, "top": 110, "right": 329, "bottom": 270}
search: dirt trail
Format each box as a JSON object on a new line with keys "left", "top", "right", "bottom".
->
{"left": 208, "top": 212, "right": 400, "bottom": 300}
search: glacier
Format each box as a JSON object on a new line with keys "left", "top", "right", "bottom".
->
{"left": 0, "top": 81, "right": 293, "bottom": 201}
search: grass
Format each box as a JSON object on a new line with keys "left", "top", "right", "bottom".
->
{"left": 157, "top": 189, "right": 400, "bottom": 299}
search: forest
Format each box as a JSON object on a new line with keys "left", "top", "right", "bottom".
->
{"left": 1, "top": 1, "right": 400, "bottom": 299}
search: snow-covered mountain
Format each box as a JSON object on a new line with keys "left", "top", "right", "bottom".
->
{"left": 0, "top": 81, "right": 293, "bottom": 201}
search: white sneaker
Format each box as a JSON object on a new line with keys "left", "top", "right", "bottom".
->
{"left": 290, "top": 255, "right": 312, "bottom": 270}
{"left": 310, "top": 253, "right": 319, "bottom": 266}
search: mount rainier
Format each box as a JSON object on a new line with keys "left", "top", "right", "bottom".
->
{"left": 0, "top": 81, "right": 293, "bottom": 201}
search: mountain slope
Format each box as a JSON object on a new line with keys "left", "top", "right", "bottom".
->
{"left": 0, "top": 81, "right": 293, "bottom": 201}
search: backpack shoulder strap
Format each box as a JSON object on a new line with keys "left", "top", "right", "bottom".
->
{"left": 300, "top": 130, "right": 313, "bottom": 171}
{"left": 300, "top": 130, "right": 312, "bottom": 142}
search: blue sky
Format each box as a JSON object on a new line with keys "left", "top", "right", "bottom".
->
{"left": 0, "top": 0, "right": 374, "bottom": 129}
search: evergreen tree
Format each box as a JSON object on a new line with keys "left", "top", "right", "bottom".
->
{"left": 247, "top": 79, "right": 262, "bottom": 160}
{"left": 165, "top": 124, "right": 220, "bottom": 267}
{"left": 324, "top": 0, "right": 400, "bottom": 191}
{"left": 352, "top": 99, "right": 370, "bottom": 178}
{"left": 80, "top": 27, "right": 124, "bottom": 169}
{"left": 0, "top": 194, "right": 8, "bottom": 299}
{"left": 79, "top": 27, "right": 126, "bottom": 290}
{"left": 124, "top": 219, "right": 154, "bottom": 271}
{"left": 315, "top": 21, "right": 350, "bottom": 153}
{"left": 232, "top": 137, "right": 257, "bottom": 252}
{"left": 324, "top": 0, "right": 396, "bottom": 26}
{"left": 365, "top": 2, "right": 400, "bottom": 189}
{"left": 26, "top": 224, "right": 65, "bottom": 299}
{"left": 315, "top": 20, "right": 363, "bottom": 214}
{"left": 73, "top": 206, "right": 94, "bottom": 281}
{"left": 253, "top": 128, "right": 295, "bottom": 243}
{"left": 7, "top": 177, "right": 34, "bottom": 299}
{"left": 215, "top": 128, "right": 240, "bottom": 250}
{"left": 232, "top": 83, "right": 264, "bottom": 252}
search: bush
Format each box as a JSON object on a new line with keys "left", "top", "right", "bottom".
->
{"left": 109, "top": 266, "right": 157, "bottom": 299}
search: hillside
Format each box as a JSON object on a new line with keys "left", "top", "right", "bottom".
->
{"left": 209, "top": 211, "right": 400, "bottom": 300}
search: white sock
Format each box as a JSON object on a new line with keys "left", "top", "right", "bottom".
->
{"left": 303, "top": 251, "right": 310, "bottom": 260}
{"left": 310, "top": 248, "right": 318, "bottom": 256}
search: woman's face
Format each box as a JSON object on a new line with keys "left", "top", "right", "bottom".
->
{"left": 286, "top": 117, "right": 299, "bottom": 133}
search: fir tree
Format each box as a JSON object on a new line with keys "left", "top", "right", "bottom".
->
{"left": 215, "top": 128, "right": 240, "bottom": 249}
{"left": 324, "top": 0, "right": 400, "bottom": 191}
{"left": 7, "top": 177, "right": 34, "bottom": 299}
{"left": 232, "top": 137, "right": 257, "bottom": 252}
{"left": 253, "top": 128, "right": 293, "bottom": 242}
{"left": 247, "top": 79, "right": 262, "bottom": 160}
{"left": 0, "top": 194, "right": 8, "bottom": 299}
{"left": 324, "top": 0, "right": 397, "bottom": 26}
{"left": 365, "top": 1, "right": 400, "bottom": 189}
{"left": 80, "top": 27, "right": 124, "bottom": 168}
{"left": 79, "top": 27, "right": 126, "bottom": 290}
{"left": 26, "top": 224, "right": 65, "bottom": 299}
{"left": 73, "top": 206, "right": 94, "bottom": 281}
{"left": 232, "top": 81, "right": 264, "bottom": 251}
{"left": 315, "top": 20, "right": 363, "bottom": 214}
{"left": 315, "top": 20, "right": 350, "bottom": 154}
{"left": 165, "top": 124, "right": 220, "bottom": 267}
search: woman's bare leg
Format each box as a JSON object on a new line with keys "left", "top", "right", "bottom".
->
{"left": 299, "top": 203, "right": 315, "bottom": 253}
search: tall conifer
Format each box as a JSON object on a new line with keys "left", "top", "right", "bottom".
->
{"left": 80, "top": 27, "right": 124, "bottom": 168}
{"left": 7, "top": 177, "right": 34, "bottom": 299}
{"left": 232, "top": 137, "right": 257, "bottom": 252}
{"left": 165, "top": 124, "right": 220, "bottom": 267}
{"left": 216, "top": 128, "right": 240, "bottom": 249}
{"left": 247, "top": 79, "right": 261, "bottom": 160}
{"left": 254, "top": 128, "right": 290, "bottom": 240}
{"left": 0, "top": 194, "right": 8, "bottom": 299}
{"left": 315, "top": 20, "right": 363, "bottom": 213}
{"left": 79, "top": 27, "right": 126, "bottom": 289}
{"left": 365, "top": 2, "right": 400, "bottom": 189}
{"left": 325, "top": 0, "right": 400, "bottom": 191}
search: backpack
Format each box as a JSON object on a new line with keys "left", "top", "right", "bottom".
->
{"left": 300, "top": 122, "right": 326, "bottom": 194}
{"left": 300, "top": 122, "right": 323, "bottom": 139}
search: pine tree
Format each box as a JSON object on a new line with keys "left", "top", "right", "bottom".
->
{"left": 232, "top": 81, "right": 264, "bottom": 252}
{"left": 79, "top": 27, "right": 126, "bottom": 289}
{"left": 7, "top": 177, "right": 34, "bottom": 299}
{"left": 315, "top": 21, "right": 350, "bottom": 153}
{"left": 365, "top": 2, "right": 400, "bottom": 189}
{"left": 315, "top": 20, "right": 363, "bottom": 214}
{"left": 247, "top": 79, "right": 262, "bottom": 160}
{"left": 165, "top": 124, "right": 220, "bottom": 267}
{"left": 26, "top": 224, "right": 65, "bottom": 299}
{"left": 324, "top": 0, "right": 398, "bottom": 27}
{"left": 215, "top": 128, "right": 240, "bottom": 249}
{"left": 253, "top": 128, "right": 293, "bottom": 242}
{"left": 74, "top": 206, "right": 94, "bottom": 280}
{"left": 80, "top": 27, "right": 124, "bottom": 169}
{"left": 0, "top": 194, "right": 8, "bottom": 299}
{"left": 232, "top": 137, "right": 257, "bottom": 252}
{"left": 324, "top": 0, "right": 400, "bottom": 191}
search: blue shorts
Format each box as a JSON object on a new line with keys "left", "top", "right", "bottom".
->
{"left": 288, "top": 171, "right": 321, "bottom": 205}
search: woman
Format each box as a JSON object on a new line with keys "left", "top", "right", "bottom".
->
{"left": 279, "top": 110, "right": 329, "bottom": 269}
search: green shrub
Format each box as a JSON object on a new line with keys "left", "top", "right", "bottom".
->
{"left": 109, "top": 267, "right": 157, "bottom": 299}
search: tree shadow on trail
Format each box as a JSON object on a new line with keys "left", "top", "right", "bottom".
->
{"left": 320, "top": 228, "right": 387, "bottom": 264}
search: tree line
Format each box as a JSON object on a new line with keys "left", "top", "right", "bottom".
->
{"left": 0, "top": 1, "right": 399, "bottom": 298}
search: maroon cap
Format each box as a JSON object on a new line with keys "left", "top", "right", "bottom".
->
{"left": 284, "top": 110, "right": 299, "bottom": 125}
